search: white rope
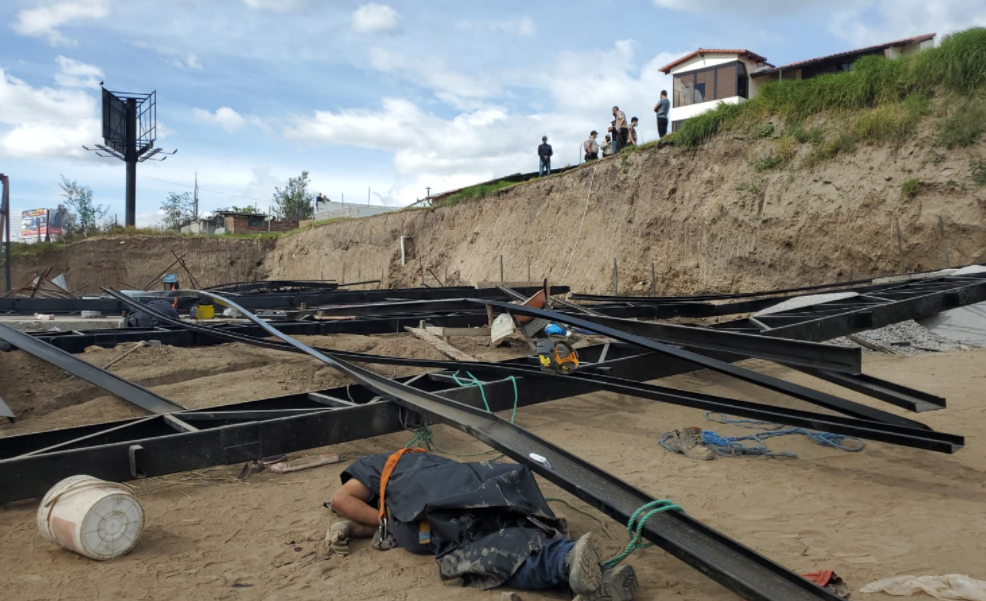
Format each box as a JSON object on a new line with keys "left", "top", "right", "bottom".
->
{"left": 560, "top": 165, "right": 597, "bottom": 283}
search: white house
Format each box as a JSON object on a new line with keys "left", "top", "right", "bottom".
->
{"left": 659, "top": 34, "right": 936, "bottom": 132}
{"left": 658, "top": 49, "right": 772, "bottom": 133}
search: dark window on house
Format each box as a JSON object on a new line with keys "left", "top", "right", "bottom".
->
{"left": 673, "top": 60, "right": 748, "bottom": 107}
{"left": 736, "top": 61, "right": 748, "bottom": 99}
{"left": 836, "top": 61, "right": 854, "bottom": 72}
{"left": 248, "top": 216, "right": 264, "bottom": 228}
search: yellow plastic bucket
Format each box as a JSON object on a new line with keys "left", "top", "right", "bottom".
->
{"left": 37, "top": 475, "right": 144, "bottom": 560}
{"left": 196, "top": 304, "right": 215, "bottom": 319}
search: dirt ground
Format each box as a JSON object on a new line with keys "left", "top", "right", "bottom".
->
{"left": 2, "top": 340, "right": 985, "bottom": 601}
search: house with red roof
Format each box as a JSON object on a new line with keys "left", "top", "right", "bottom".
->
{"left": 658, "top": 34, "right": 936, "bottom": 133}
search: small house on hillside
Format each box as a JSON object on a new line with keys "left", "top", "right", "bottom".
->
{"left": 751, "top": 33, "right": 935, "bottom": 84}
{"left": 659, "top": 33, "right": 936, "bottom": 132}
{"left": 216, "top": 211, "right": 297, "bottom": 234}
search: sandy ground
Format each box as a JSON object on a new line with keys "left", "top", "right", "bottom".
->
{"left": 2, "top": 341, "right": 985, "bottom": 601}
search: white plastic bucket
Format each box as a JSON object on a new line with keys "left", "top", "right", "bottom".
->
{"left": 37, "top": 475, "right": 144, "bottom": 560}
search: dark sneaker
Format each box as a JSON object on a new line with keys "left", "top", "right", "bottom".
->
{"left": 573, "top": 565, "right": 639, "bottom": 601}
{"left": 565, "top": 533, "right": 603, "bottom": 595}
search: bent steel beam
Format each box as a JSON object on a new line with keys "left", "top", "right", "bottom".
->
{"left": 569, "top": 314, "right": 861, "bottom": 374}
{"left": 197, "top": 289, "right": 839, "bottom": 601}
{"left": 0, "top": 321, "right": 184, "bottom": 415}
{"left": 100, "top": 288, "right": 959, "bottom": 452}
{"left": 475, "top": 300, "right": 929, "bottom": 429}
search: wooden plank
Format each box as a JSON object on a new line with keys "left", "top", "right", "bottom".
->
{"left": 404, "top": 326, "right": 478, "bottom": 362}
{"left": 424, "top": 326, "right": 491, "bottom": 338}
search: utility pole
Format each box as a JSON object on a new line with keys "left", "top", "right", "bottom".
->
{"left": 368, "top": 186, "right": 371, "bottom": 206}
{"left": 193, "top": 172, "right": 199, "bottom": 219}
{"left": 426, "top": 187, "right": 431, "bottom": 198}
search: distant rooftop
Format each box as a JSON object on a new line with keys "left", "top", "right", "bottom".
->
{"left": 752, "top": 33, "right": 935, "bottom": 77}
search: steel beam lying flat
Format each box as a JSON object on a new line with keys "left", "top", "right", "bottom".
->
{"left": 200, "top": 290, "right": 839, "bottom": 601}
{"left": 738, "top": 275, "right": 986, "bottom": 342}
{"left": 94, "top": 288, "right": 961, "bottom": 453}
{"left": 793, "top": 368, "right": 946, "bottom": 413}
{"left": 0, "top": 285, "right": 568, "bottom": 314}
{"left": 571, "top": 314, "right": 861, "bottom": 374}
{"left": 477, "top": 300, "right": 929, "bottom": 430}
{"left": 0, "top": 321, "right": 184, "bottom": 415}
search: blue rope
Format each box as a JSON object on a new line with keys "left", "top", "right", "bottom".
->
{"left": 660, "top": 413, "right": 865, "bottom": 458}
{"left": 701, "top": 412, "right": 865, "bottom": 457}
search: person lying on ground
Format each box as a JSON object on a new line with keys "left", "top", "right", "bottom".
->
{"left": 327, "top": 450, "right": 638, "bottom": 600}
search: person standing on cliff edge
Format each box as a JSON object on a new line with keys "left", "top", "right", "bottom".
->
{"left": 538, "top": 136, "right": 553, "bottom": 177}
{"left": 654, "top": 91, "right": 670, "bottom": 138}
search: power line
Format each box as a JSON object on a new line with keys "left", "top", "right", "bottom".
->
{"left": 137, "top": 174, "right": 272, "bottom": 205}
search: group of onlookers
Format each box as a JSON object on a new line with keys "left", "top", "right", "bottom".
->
{"left": 536, "top": 90, "right": 672, "bottom": 175}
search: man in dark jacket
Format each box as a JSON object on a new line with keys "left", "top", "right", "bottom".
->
{"left": 538, "top": 136, "right": 553, "bottom": 177}
{"left": 328, "top": 451, "right": 638, "bottom": 600}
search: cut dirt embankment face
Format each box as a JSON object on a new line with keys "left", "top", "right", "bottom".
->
{"left": 267, "top": 121, "right": 986, "bottom": 294}
{"left": 10, "top": 121, "right": 986, "bottom": 296}
{"left": 8, "top": 235, "right": 272, "bottom": 295}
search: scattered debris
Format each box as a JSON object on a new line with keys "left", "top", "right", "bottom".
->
{"left": 269, "top": 454, "right": 342, "bottom": 474}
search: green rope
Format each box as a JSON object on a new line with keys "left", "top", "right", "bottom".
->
{"left": 600, "top": 500, "right": 685, "bottom": 570}
{"left": 404, "top": 372, "right": 519, "bottom": 456}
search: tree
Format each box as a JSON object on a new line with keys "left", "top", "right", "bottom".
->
{"left": 161, "top": 192, "right": 195, "bottom": 231}
{"left": 215, "top": 205, "right": 259, "bottom": 214}
{"left": 272, "top": 171, "right": 315, "bottom": 221}
{"left": 59, "top": 176, "right": 107, "bottom": 237}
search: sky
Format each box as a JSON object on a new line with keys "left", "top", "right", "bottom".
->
{"left": 2, "top": 0, "right": 985, "bottom": 238}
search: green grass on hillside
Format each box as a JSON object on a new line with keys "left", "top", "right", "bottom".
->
{"left": 670, "top": 28, "right": 986, "bottom": 150}
{"left": 436, "top": 180, "right": 517, "bottom": 207}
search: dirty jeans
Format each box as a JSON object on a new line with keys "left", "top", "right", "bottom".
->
{"left": 501, "top": 537, "right": 573, "bottom": 590}
{"left": 539, "top": 159, "right": 551, "bottom": 177}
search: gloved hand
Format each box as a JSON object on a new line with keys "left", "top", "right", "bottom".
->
{"left": 325, "top": 520, "right": 353, "bottom": 557}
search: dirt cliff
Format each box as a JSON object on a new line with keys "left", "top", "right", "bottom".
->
{"left": 268, "top": 121, "right": 986, "bottom": 294}
{"left": 9, "top": 121, "right": 986, "bottom": 296}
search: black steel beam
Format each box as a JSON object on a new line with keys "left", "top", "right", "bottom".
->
{"left": 87, "top": 290, "right": 965, "bottom": 453}
{"left": 572, "top": 314, "right": 861, "bottom": 374}
{"left": 476, "top": 300, "right": 929, "bottom": 429}
{"left": 0, "top": 321, "right": 184, "bottom": 415}
{"left": 732, "top": 275, "right": 986, "bottom": 342}
{"left": 198, "top": 290, "right": 840, "bottom": 601}
{"left": 793, "top": 369, "right": 946, "bottom": 413}
{"left": 0, "top": 285, "right": 568, "bottom": 314}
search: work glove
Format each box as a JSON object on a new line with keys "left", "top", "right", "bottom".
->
{"left": 325, "top": 519, "right": 353, "bottom": 557}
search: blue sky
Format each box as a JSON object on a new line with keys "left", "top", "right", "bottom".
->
{"left": 2, "top": 0, "right": 983, "bottom": 237}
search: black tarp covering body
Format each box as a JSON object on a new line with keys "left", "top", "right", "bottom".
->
{"left": 342, "top": 453, "right": 567, "bottom": 589}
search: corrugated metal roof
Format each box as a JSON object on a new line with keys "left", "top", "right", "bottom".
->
{"left": 658, "top": 49, "right": 772, "bottom": 74}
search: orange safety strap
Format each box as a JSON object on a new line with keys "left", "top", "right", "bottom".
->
{"left": 378, "top": 447, "right": 425, "bottom": 522}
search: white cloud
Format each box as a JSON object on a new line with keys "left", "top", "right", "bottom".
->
{"left": 242, "top": 0, "right": 310, "bottom": 10}
{"left": 829, "top": 0, "right": 986, "bottom": 46}
{"left": 171, "top": 53, "right": 203, "bottom": 71}
{"left": 367, "top": 48, "right": 499, "bottom": 108}
{"left": 651, "top": 0, "right": 827, "bottom": 12}
{"left": 12, "top": 0, "right": 111, "bottom": 46}
{"left": 0, "top": 68, "right": 99, "bottom": 158}
{"left": 285, "top": 41, "right": 681, "bottom": 204}
{"left": 490, "top": 16, "right": 536, "bottom": 36}
{"left": 351, "top": 3, "right": 400, "bottom": 34}
{"left": 54, "top": 56, "right": 103, "bottom": 88}
{"left": 193, "top": 107, "right": 248, "bottom": 132}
